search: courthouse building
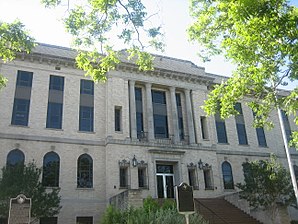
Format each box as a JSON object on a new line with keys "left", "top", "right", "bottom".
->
{"left": 0, "top": 43, "right": 297, "bottom": 223}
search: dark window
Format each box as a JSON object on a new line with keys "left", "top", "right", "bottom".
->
{"left": 156, "top": 164, "right": 173, "bottom": 174}
{"left": 222, "top": 161, "right": 234, "bottom": 189}
{"left": 46, "top": 103, "right": 63, "bottom": 129}
{"left": 49, "top": 75, "right": 64, "bottom": 91}
{"left": 77, "top": 154, "right": 93, "bottom": 188}
{"left": 176, "top": 93, "right": 184, "bottom": 140}
{"left": 152, "top": 91, "right": 166, "bottom": 104}
{"left": 188, "top": 169, "right": 198, "bottom": 189}
{"left": 281, "top": 110, "right": 292, "bottom": 143}
{"left": 235, "top": 103, "right": 248, "bottom": 145}
{"left": 11, "top": 99, "right": 30, "bottom": 126}
{"left": 76, "top": 217, "right": 93, "bottom": 224}
{"left": 120, "top": 167, "right": 128, "bottom": 188}
{"left": 200, "top": 116, "right": 208, "bottom": 140}
{"left": 80, "top": 80, "right": 94, "bottom": 95}
{"left": 256, "top": 127, "right": 267, "bottom": 147}
{"left": 203, "top": 169, "right": 213, "bottom": 190}
{"left": 16, "top": 70, "right": 33, "bottom": 87}
{"left": 6, "top": 149, "right": 25, "bottom": 166}
{"left": 40, "top": 217, "right": 58, "bottom": 224}
{"left": 79, "top": 106, "right": 94, "bottom": 132}
{"left": 115, "top": 107, "right": 121, "bottom": 131}
{"left": 42, "top": 152, "right": 60, "bottom": 187}
{"left": 152, "top": 90, "right": 168, "bottom": 139}
{"left": 138, "top": 167, "right": 147, "bottom": 188}
{"left": 135, "top": 88, "right": 144, "bottom": 139}
{"left": 215, "top": 114, "right": 228, "bottom": 143}
{"left": 154, "top": 114, "right": 169, "bottom": 138}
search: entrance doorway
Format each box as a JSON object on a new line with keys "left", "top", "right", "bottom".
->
{"left": 156, "top": 164, "right": 174, "bottom": 198}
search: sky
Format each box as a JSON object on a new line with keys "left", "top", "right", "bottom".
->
{"left": 0, "top": 0, "right": 297, "bottom": 90}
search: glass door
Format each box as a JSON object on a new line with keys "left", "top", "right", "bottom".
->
{"left": 156, "top": 164, "right": 174, "bottom": 198}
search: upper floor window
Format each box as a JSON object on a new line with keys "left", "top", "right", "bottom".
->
{"left": 11, "top": 70, "right": 33, "bottom": 126}
{"left": 215, "top": 113, "right": 228, "bottom": 143}
{"left": 80, "top": 80, "right": 94, "bottom": 95}
{"left": 11, "top": 99, "right": 30, "bottom": 126}
{"left": 49, "top": 75, "right": 64, "bottom": 91}
{"left": 115, "top": 107, "right": 122, "bottom": 132}
{"left": 281, "top": 110, "right": 292, "bottom": 143}
{"left": 77, "top": 154, "right": 93, "bottom": 188}
{"left": 79, "top": 106, "right": 94, "bottom": 132}
{"left": 235, "top": 103, "right": 248, "bottom": 145}
{"left": 222, "top": 161, "right": 234, "bottom": 189}
{"left": 46, "top": 103, "right": 63, "bottom": 129}
{"left": 16, "top": 70, "right": 33, "bottom": 87}
{"left": 200, "top": 116, "right": 209, "bottom": 140}
{"left": 6, "top": 149, "right": 25, "bottom": 167}
{"left": 42, "top": 152, "right": 60, "bottom": 187}
{"left": 152, "top": 90, "right": 166, "bottom": 104}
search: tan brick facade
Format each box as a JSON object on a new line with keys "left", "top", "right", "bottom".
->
{"left": 0, "top": 44, "right": 297, "bottom": 223}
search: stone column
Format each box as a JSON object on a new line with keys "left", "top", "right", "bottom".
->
{"left": 129, "top": 80, "right": 137, "bottom": 140}
{"left": 184, "top": 89, "right": 196, "bottom": 145}
{"left": 170, "top": 87, "right": 180, "bottom": 143}
{"left": 145, "top": 83, "right": 154, "bottom": 141}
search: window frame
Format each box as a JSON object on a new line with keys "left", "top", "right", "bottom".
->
{"left": 42, "top": 152, "right": 60, "bottom": 187}
{"left": 77, "top": 154, "right": 93, "bottom": 188}
{"left": 222, "top": 161, "right": 235, "bottom": 190}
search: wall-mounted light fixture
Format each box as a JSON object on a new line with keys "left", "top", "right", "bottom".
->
{"left": 198, "top": 159, "right": 212, "bottom": 170}
{"left": 132, "top": 155, "right": 138, "bottom": 167}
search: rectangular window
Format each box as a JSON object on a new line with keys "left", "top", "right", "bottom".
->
{"left": 11, "top": 99, "right": 30, "bottom": 126}
{"left": 215, "top": 114, "right": 228, "bottom": 143}
{"left": 235, "top": 103, "right": 248, "bottom": 145}
{"left": 76, "top": 217, "right": 93, "bottom": 224}
{"left": 120, "top": 167, "right": 128, "bottom": 188}
{"left": 200, "top": 116, "right": 209, "bottom": 140}
{"left": 79, "top": 106, "right": 94, "bottom": 132}
{"left": 46, "top": 103, "right": 63, "bottom": 129}
{"left": 49, "top": 75, "right": 64, "bottom": 91}
{"left": 281, "top": 110, "right": 292, "bottom": 143}
{"left": 46, "top": 75, "right": 64, "bottom": 129}
{"left": 16, "top": 70, "right": 33, "bottom": 87}
{"left": 79, "top": 79, "right": 94, "bottom": 132}
{"left": 115, "top": 107, "right": 122, "bottom": 132}
{"left": 40, "top": 217, "right": 58, "bottom": 224}
{"left": 188, "top": 168, "right": 198, "bottom": 190}
{"left": 11, "top": 70, "right": 33, "bottom": 126}
{"left": 80, "top": 80, "right": 94, "bottom": 95}
{"left": 152, "top": 90, "right": 168, "bottom": 139}
{"left": 256, "top": 127, "right": 267, "bottom": 147}
{"left": 176, "top": 93, "right": 184, "bottom": 140}
{"left": 138, "top": 167, "right": 147, "bottom": 188}
{"left": 135, "top": 88, "right": 144, "bottom": 139}
{"left": 203, "top": 169, "right": 213, "bottom": 190}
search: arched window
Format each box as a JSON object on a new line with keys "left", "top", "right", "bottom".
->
{"left": 77, "top": 154, "right": 93, "bottom": 188}
{"left": 222, "top": 161, "right": 234, "bottom": 189}
{"left": 6, "top": 149, "right": 25, "bottom": 166}
{"left": 42, "top": 152, "right": 60, "bottom": 187}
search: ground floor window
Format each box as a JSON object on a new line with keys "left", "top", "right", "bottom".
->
{"left": 188, "top": 168, "right": 199, "bottom": 190}
{"left": 40, "top": 217, "right": 58, "bottom": 224}
{"left": 138, "top": 167, "right": 147, "bottom": 188}
{"left": 119, "top": 159, "right": 130, "bottom": 189}
{"left": 203, "top": 169, "right": 213, "bottom": 190}
{"left": 76, "top": 217, "right": 93, "bottom": 224}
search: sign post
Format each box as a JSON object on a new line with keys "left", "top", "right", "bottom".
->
{"left": 8, "top": 194, "right": 31, "bottom": 224}
{"left": 175, "top": 182, "right": 195, "bottom": 224}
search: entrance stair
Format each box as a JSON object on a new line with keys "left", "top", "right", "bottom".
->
{"left": 195, "top": 198, "right": 263, "bottom": 224}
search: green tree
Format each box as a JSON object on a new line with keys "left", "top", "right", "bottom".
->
{"left": 0, "top": 20, "right": 35, "bottom": 88}
{"left": 41, "top": 0, "right": 164, "bottom": 82}
{"left": 187, "top": 0, "right": 298, "bottom": 205}
{"left": 0, "top": 162, "right": 61, "bottom": 220}
{"left": 236, "top": 155, "right": 295, "bottom": 223}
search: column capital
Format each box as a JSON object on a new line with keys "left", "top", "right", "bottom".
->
{"left": 169, "top": 86, "right": 176, "bottom": 92}
{"left": 145, "top": 83, "right": 152, "bottom": 88}
{"left": 129, "top": 80, "right": 136, "bottom": 85}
